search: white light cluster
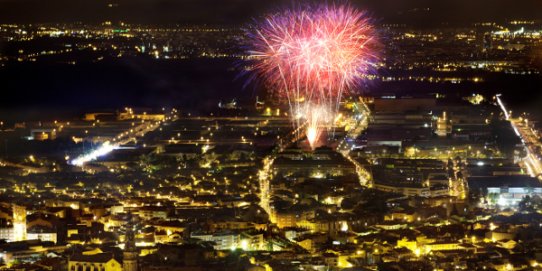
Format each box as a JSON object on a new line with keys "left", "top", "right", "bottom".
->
{"left": 70, "top": 141, "right": 117, "bottom": 166}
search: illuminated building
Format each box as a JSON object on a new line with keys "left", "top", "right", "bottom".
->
{"left": 190, "top": 231, "right": 241, "bottom": 251}
{"left": 423, "top": 241, "right": 466, "bottom": 252}
{"left": 30, "top": 128, "right": 57, "bottom": 141}
{"left": 0, "top": 240, "right": 58, "bottom": 265}
{"left": 274, "top": 212, "right": 297, "bottom": 229}
{"left": 136, "top": 206, "right": 169, "bottom": 220}
{"left": 371, "top": 159, "right": 450, "bottom": 197}
{"left": 273, "top": 148, "right": 355, "bottom": 177}
{"left": 468, "top": 175, "right": 542, "bottom": 206}
{"left": 0, "top": 227, "right": 14, "bottom": 241}
{"left": 12, "top": 204, "right": 26, "bottom": 241}
{"left": 486, "top": 231, "right": 515, "bottom": 242}
{"left": 396, "top": 237, "right": 418, "bottom": 252}
{"left": 118, "top": 111, "right": 165, "bottom": 121}
{"left": 68, "top": 253, "right": 122, "bottom": 271}
{"left": 27, "top": 226, "right": 57, "bottom": 243}
{"left": 373, "top": 182, "right": 449, "bottom": 197}
{"left": 123, "top": 220, "right": 138, "bottom": 271}
{"left": 436, "top": 111, "right": 452, "bottom": 137}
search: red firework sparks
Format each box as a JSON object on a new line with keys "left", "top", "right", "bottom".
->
{"left": 247, "top": 3, "right": 378, "bottom": 148}
{"left": 248, "top": 3, "right": 377, "bottom": 101}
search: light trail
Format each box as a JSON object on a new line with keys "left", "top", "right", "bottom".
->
{"left": 258, "top": 120, "right": 309, "bottom": 223}
{"left": 337, "top": 101, "right": 372, "bottom": 187}
{"left": 70, "top": 141, "right": 117, "bottom": 166}
{"left": 495, "top": 94, "right": 510, "bottom": 120}
{"left": 524, "top": 158, "right": 536, "bottom": 177}
{"left": 258, "top": 157, "right": 274, "bottom": 222}
{"left": 0, "top": 159, "right": 48, "bottom": 173}
{"left": 527, "top": 153, "right": 542, "bottom": 177}
{"left": 496, "top": 94, "right": 542, "bottom": 178}
{"left": 496, "top": 94, "right": 520, "bottom": 137}
{"left": 70, "top": 111, "right": 177, "bottom": 167}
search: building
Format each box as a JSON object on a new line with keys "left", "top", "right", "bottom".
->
{"left": 0, "top": 227, "right": 14, "bottom": 241}
{"left": 373, "top": 97, "right": 437, "bottom": 113}
{"left": 68, "top": 253, "right": 122, "bottom": 271}
{"left": 123, "top": 220, "right": 139, "bottom": 271}
{"left": 27, "top": 225, "right": 57, "bottom": 243}
{"left": 435, "top": 111, "right": 452, "bottom": 137}
{"left": 13, "top": 204, "right": 26, "bottom": 241}
{"left": 273, "top": 147, "right": 356, "bottom": 177}
{"left": 0, "top": 240, "right": 65, "bottom": 265}
{"left": 190, "top": 231, "right": 241, "bottom": 251}
{"left": 373, "top": 182, "right": 449, "bottom": 197}
{"left": 371, "top": 159, "right": 450, "bottom": 197}
{"left": 30, "top": 128, "right": 57, "bottom": 141}
{"left": 468, "top": 175, "right": 542, "bottom": 206}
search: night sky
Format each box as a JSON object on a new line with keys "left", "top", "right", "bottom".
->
{"left": 1, "top": 0, "right": 542, "bottom": 120}
{"left": 0, "top": 0, "right": 541, "bottom": 24}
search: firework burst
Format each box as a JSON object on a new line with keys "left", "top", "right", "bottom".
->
{"left": 247, "top": 3, "right": 377, "bottom": 148}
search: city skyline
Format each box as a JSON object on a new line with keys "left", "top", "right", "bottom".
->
{"left": 1, "top": 1, "right": 542, "bottom": 271}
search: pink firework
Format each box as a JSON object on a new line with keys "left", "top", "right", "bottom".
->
{"left": 247, "top": 3, "right": 377, "bottom": 148}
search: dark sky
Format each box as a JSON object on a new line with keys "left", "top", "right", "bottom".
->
{"left": 0, "top": 0, "right": 541, "bottom": 25}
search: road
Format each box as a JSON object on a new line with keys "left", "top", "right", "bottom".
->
{"left": 258, "top": 119, "right": 307, "bottom": 223}
{"left": 514, "top": 119, "right": 542, "bottom": 178}
{"left": 70, "top": 111, "right": 178, "bottom": 166}
{"left": 0, "top": 160, "right": 48, "bottom": 174}
{"left": 496, "top": 94, "right": 542, "bottom": 179}
{"left": 336, "top": 100, "right": 372, "bottom": 187}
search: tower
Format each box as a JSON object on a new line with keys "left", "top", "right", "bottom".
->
{"left": 123, "top": 216, "right": 138, "bottom": 271}
{"left": 12, "top": 204, "right": 26, "bottom": 241}
{"left": 483, "top": 33, "right": 492, "bottom": 52}
{"left": 436, "top": 111, "right": 452, "bottom": 137}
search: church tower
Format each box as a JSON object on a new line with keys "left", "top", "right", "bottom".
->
{"left": 12, "top": 204, "right": 26, "bottom": 241}
{"left": 123, "top": 215, "right": 138, "bottom": 271}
